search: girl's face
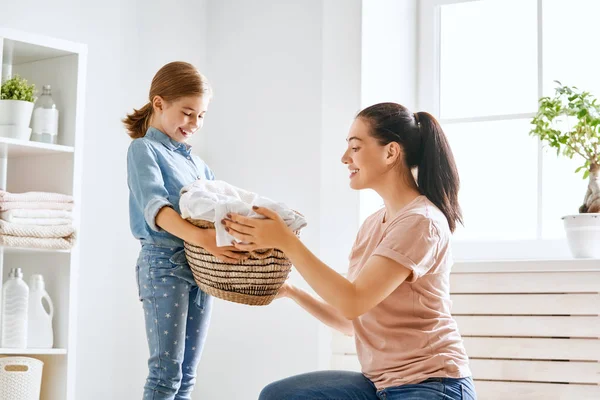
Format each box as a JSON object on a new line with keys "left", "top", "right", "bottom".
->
{"left": 341, "top": 118, "right": 401, "bottom": 190}
{"left": 153, "top": 95, "right": 210, "bottom": 143}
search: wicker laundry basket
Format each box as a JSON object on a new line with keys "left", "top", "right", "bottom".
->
{"left": 184, "top": 218, "right": 295, "bottom": 306}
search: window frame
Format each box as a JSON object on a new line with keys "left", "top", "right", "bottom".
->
{"left": 417, "top": 0, "right": 573, "bottom": 260}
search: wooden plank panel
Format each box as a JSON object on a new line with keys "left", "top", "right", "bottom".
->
{"left": 451, "top": 294, "right": 600, "bottom": 315}
{"left": 450, "top": 271, "right": 600, "bottom": 294}
{"left": 332, "top": 335, "right": 600, "bottom": 361}
{"left": 470, "top": 359, "right": 599, "bottom": 384}
{"left": 455, "top": 316, "right": 600, "bottom": 337}
{"left": 331, "top": 354, "right": 361, "bottom": 372}
{"left": 463, "top": 337, "right": 600, "bottom": 361}
{"left": 474, "top": 380, "right": 600, "bottom": 400}
{"left": 331, "top": 331, "right": 355, "bottom": 355}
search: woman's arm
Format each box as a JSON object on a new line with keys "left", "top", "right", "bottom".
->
{"left": 156, "top": 207, "right": 247, "bottom": 262}
{"left": 281, "top": 283, "right": 354, "bottom": 336}
{"left": 223, "top": 207, "right": 411, "bottom": 319}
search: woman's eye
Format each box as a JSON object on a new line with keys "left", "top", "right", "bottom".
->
{"left": 183, "top": 112, "right": 192, "bottom": 116}
{"left": 351, "top": 147, "right": 359, "bottom": 152}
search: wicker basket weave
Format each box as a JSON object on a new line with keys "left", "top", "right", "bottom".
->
{"left": 184, "top": 218, "right": 293, "bottom": 306}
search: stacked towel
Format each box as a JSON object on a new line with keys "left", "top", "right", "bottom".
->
{"left": 180, "top": 180, "right": 307, "bottom": 247}
{"left": 0, "top": 190, "right": 76, "bottom": 250}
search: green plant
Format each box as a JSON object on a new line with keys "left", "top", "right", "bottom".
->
{"left": 531, "top": 81, "right": 600, "bottom": 213}
{"left": 0, "top": 75, "right": 36, "bottom": 102}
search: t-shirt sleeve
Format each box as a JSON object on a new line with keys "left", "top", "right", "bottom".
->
{"left": 372, "top": 215, "right": 440, "bottom": 282}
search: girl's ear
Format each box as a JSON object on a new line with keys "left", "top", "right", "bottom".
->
{"left": 152, "top": 95, "right": 164, "bottom": 113}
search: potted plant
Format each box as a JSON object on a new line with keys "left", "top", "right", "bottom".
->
{"left": 0, "top": 75, "right": 36, "bottom": 140}
{"left": 530, "top": 81, "right": 600, "bottom": 258}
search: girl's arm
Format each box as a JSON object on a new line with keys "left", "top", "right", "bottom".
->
{"left": 280, "top": 283, "right": 354, "bottom": 336}
{"left": 156, "top": 207, "right": 247, "bottom": 262}
{"left": 223, "top": 208, "right": 412, "bottom": 320}
{"left": 127, "top": 141, "right": 246, "bottom": 262}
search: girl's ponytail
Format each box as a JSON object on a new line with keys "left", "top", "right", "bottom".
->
{"left": 123, "top": 102, "right": 153, "bottom": 139}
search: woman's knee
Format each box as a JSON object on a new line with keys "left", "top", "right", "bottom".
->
{"left": 258, "top": 379, "right": 303, "bottom": 400}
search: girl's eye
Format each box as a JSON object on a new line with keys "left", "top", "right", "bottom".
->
{"left": 351, "top": 147, "right": 359, "bottom": 152}
{"left": 183, "top": 112, "right": 192, "bottom": 116}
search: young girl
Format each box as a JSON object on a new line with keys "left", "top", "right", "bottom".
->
{"left": 223, "top": 103, "right": 477, "bottom": 400}
{"left": 124, "top": 61, "right": 247, "bottom": 400}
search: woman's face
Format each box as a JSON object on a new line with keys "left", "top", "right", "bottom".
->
{"left": 341, "top": 118, "right": 400, "bottom": 190}
{"left": 153, "top": 95, "right": 210, "bottom": 143}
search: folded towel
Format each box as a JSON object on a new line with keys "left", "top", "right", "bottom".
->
{"left": 0, "top": 202, "right": 74, "bottom": 211}
{"left": 0, "top": 235, "right": 75, "bottom": 250}
{"left": 0, "top": 209, "right": 73, "bottom": 220}
{"left": 180, "top": 180, "right": 307, "bottom": 247}
{"left": 0, "top": 216, "right": 72, "bottom": 226}
{"left": 0, "top": 190, "right": 74, "bottom": 203}
{"left": 0, "top": 219, "right": 74, "bottom": 238}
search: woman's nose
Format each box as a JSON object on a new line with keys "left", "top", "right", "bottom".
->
{"left": 341, "top": 150, "right": 350, "bottom": 165}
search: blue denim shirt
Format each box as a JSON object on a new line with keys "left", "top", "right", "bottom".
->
{"left": 127, "top": 127, "right": 214, "bottom": 248}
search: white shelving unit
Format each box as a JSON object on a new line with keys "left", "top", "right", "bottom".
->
{"left": 0, "top": 27, "right": 86, "bottom": 400}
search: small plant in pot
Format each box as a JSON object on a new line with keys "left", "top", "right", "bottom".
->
{"left": 0, "top": 75, "right": 36, "bottom": 140}
{"left": 530, "top": 81, "right": 600, "bottom": 258}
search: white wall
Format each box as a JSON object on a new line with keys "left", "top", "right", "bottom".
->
{"left": 197, "top": 1, "right": 361, "bottom": 398}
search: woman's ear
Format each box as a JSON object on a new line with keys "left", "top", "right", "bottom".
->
{"left": 386, "top": 142, "right": 402, "bottom": 165}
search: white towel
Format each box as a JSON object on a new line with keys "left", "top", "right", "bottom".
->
{"left": 180, "top": 180, "right": 307, "bottom": 247}
{"left": 0, "top": 209, "right": 73, "bottom": 219}
{"left": 0, "top": 219, "right": 74, "bottom": 238}
{"left": 0, "top": 202, "right": 74, "bottom": 211}
{"left": 0, "top": 190, "right": 74, "bottom": 203}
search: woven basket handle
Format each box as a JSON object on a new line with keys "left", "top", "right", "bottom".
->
{"left": 248, "top": 248, "right": 274, "bottom": 259}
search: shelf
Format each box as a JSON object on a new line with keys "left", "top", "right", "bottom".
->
{"left": 0, "top": 246, "right": 71, "bottom": 255}
{"left": 0, "top": 348, "right": 66, "bottom": 355}
{"left": 0, "top": 137, "right": 74, "bottom": 158}
{"left": 1, "top": 28, "right": 85, "bottom": 65}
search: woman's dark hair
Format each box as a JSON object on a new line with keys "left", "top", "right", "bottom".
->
{"left": 357, "top": 102, "right": 462, "bottom": 232}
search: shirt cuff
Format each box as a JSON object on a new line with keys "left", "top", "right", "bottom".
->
{"left": 372, "top": 247, "right": 421, "bottom": 283}
{"left": 144, "top": 198, "right": 173, "bottom": 232}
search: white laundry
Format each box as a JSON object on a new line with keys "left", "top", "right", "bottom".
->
{"left": 180, "top": 180, "right": 307, "bottom": 247}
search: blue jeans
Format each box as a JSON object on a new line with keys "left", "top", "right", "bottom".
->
{"left": 259, "top": 371, "right": 477, "bottom": 400}
{"left": 136, "top": 244, "right": 213, "bottom": 400}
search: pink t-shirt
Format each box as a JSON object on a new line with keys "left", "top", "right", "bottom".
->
{"left": 347, "top": 195, "right": 471, "bottom": 389}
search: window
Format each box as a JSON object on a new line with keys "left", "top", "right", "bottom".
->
{"left": 413, "top": 0, "right": 598, "bottom": 258}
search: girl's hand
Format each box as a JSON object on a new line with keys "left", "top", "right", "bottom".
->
{"left": 222, "top": 206, "right": 296, "bottom": 252}
{"left": 190, "top": 228, "right": 249, "bottom": 263}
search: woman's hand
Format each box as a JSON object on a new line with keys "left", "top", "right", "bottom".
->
{"left": 275, "top": 281, "right": 293, "bottom": 299}
{"left": 189, "top": 228, "right": 249, "bottom": 263}
{"left": 222, "top": 206, "right": 296, "bottom": 252}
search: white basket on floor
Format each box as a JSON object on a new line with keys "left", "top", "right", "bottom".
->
{"left": 0, "top": 356, "right": 44, "bottom": 400}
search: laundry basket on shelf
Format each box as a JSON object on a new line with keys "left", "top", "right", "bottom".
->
{"left": 184, "top": 218, "right": 297, "bottom": 306}
{"left": 0, "top": 356, "right": 43, "bottom": 400}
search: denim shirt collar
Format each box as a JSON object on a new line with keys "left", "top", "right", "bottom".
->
{"left": 145, "top": 126, "right": 191, "bottom": 154}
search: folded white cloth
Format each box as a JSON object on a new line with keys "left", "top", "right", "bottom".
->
{"left": 0, "top": 216, "right": 72, "bottom": 226}
{"left": 180, "top": 180, "right": 307, "bottom": 247}
{"left": 0, "top": 202, "right": 74, "bottom": 211}
{"left": 0, "top": 209, "right": 73, "bottom": 222}
{"left": 0, "top": 235, "right": 75, "bottom": 250}
{"left": 0, "top": 219, "right": 75, "bottom": 238}
{"left": 0, "top": 190, "right": 74, "bottom": 203}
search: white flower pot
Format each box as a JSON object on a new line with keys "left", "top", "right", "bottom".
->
{"left": 0, "top": 100, "right": 34, "bottom": 127}
{"left": 562, "top": 213, "right": 600, "bottom": 258}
